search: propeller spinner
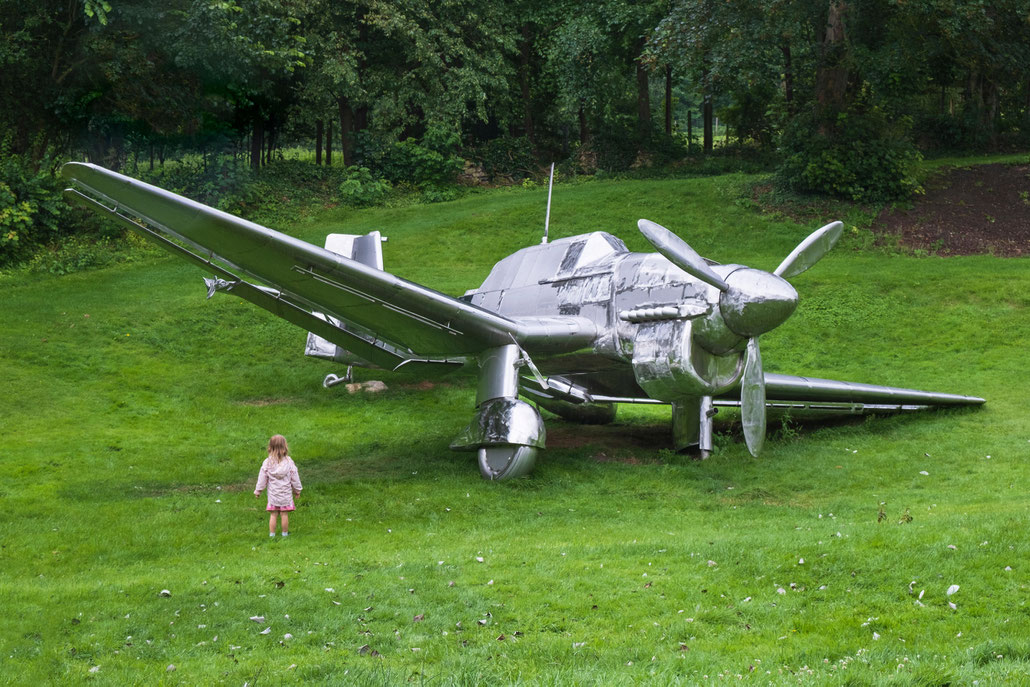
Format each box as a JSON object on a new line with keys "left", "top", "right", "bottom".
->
{"left": 637, "top": 219, "right": 844, "bottom": 456}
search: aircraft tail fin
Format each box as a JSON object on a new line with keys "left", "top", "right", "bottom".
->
{"left": 304, "top": 232, "right": 386, "bottom": 366}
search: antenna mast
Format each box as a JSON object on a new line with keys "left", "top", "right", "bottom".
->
{"left": 542, "top": 162, "right": 554, "bottom": 244}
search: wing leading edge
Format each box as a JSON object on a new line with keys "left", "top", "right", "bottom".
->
{"left": 61, "top": 163, "right": 596, "bottom": 364}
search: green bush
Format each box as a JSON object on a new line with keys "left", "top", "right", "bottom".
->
{"left": 0, "top": 151, "right": 67, "bottom": 266}
{"left": 776, "top": 108, "right": 921, "bottom": 202}
{"left": 471, "top": 135, "right": 536, "bottom": 181}
{"left": 138, "top": 155, "right": 253, "bottom": 209}
{"left": 354, "top": 128, "right": 463, "bottom": 188}
{"left": 338, "top": 166, "right": 392, "bottom": 207}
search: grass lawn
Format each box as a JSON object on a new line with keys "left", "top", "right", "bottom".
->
{"left": 2, "top": 169, "right": 1028, "bottom": 685}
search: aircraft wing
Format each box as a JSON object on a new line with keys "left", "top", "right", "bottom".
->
{"left": 522, "top": 371, "right": 984, "bottom": 416}
{"left": 61, "top": 163, "right": 596, "bottom": 365}
{"left": 750, "top": 373, "right": 985, "bottom": 416}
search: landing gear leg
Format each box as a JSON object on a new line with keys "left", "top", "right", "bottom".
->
{"left": 450, "top": 344, "right": 545, "bottom": 480}
{"left": 323, "top": 366, "right": 354, "bottom": 388}
{"left": 672, "top": 396, "right": 715, "bottom": 459}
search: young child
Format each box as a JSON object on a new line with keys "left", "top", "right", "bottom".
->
{"left": 254, "top": 434, "right": 303, "bottom": 537}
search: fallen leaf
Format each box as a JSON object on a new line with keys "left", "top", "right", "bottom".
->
{"left": 250, "top": 616, "right": 265, "bottom": 623}
{"left": 259, "top": 627, "right": 271, "bottom": 635}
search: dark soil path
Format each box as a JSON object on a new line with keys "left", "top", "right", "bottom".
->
{"left": 874, "top": 163, "right": 1030, "bottom": 256}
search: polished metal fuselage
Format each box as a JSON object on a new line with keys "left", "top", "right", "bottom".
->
{"left": 466, "top": 231, "right": 744, "bottom": 401}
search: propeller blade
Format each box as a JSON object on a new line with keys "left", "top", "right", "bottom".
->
{"left": 773, "top": 221, "right": 844, "bottom": 279}
{"left": 741, "top": 337, "right": 766, "bottom": 457}
{"left": 638, "top": 219, "right": 729, "bottom": 292}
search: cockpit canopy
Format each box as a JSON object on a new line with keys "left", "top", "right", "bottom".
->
{"left": 474, "top": 232, "right": 628, "bottom": 293}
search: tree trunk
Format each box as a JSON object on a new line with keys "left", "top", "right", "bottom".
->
{"left": 315, "top": 119, "right": 323, "bottom": 165}
{"left": 687, "top": 110, "right": 693, "bottom": 151}
{"left": 814, "top": 1, "right": 849, "bottom": 135}
{"left": 703, "top": 96, "right": 713, "bottom": 152}
{"left": 520, "top": 23, "right": 534, "bottom": 142}
{"left": 782, "top": 42, "right": 794, "bottom": 113}
{"left": 636, "top": 41, "right": 651, "bottom": 136}
{"left": 250, "top": 120, "right": 263, "bottom": 170}
{"left": 664, "top": 65, "right": 673, "bottom": 135}
{"left": 338, "top": 97, "right": 354, "bottom": 167}
{"left": 325, "top": 119, "right": 333, "bottom": 166}
{"left": 986, "top": 80, "right": 999, "bottom": 144}
{"left": 578, "top": 102, "right": 590, "bottom": 144}
{"left": 266, "top": 128, "right": 274, "bottom": 165}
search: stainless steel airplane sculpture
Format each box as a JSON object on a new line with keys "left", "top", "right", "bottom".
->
{"left": 61, "top": 163, "right": 984, "bottom": 480}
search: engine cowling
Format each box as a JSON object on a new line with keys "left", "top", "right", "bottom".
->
{"left": 630, "top": 318, "right": 744, "bottom": 402}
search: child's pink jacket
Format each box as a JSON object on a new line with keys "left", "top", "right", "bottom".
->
{"left": 255, "top": 456, "right": 302, "bottom": 509}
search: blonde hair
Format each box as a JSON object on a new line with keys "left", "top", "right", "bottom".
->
{"left": 267, "top": 434, "right": 289, "bottom": 464}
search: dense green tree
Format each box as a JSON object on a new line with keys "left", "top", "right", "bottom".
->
{"left": 2, "top": 0, "right": 1029, "bottom": 226}
{"left": 297, "top": 0, "right": 516, "bottom": 166}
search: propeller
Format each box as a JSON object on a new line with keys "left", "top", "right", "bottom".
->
{"left": 637, "top": 219, "right": 843, "bottom": 456}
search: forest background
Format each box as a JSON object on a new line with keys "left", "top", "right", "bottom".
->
{"left": 2, "top": 0, "right": 1029, "bottom": 266}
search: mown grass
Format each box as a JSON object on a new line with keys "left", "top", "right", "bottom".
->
{"left": 2, "top": 169, "right": 1029, "bottom": 685}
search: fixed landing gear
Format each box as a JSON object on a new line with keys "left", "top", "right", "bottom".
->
{"left": 323, "top": 366, "right": 354, "bottom": 388}
{"left": 450, "top": 344, "right": 545, "bottom": 480}
{"left": 672, "top": 396, "right": 716, "bottom": 459}
{"left": 478, "top": 444, "right": 539, "bottom": 481}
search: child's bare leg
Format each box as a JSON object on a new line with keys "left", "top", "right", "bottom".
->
{"left": 280, "top": 512, "right": 289, "bottom": 535}
{"left": 269, "top": 512, "right": 278, "bottom": 535}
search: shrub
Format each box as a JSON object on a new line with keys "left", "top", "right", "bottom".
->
{"left": 354, "top": 128, "right": 464, "bottom": 188}
{"left": 0, "top": 150, "right": 67, "bottom": 266}
{"left": 776, "top": 108, "right": 921, "bottom": 202}
{"left": 338, "top": 166, "right": 392, "bottom": 207}
{"left": 471, "top": 136, "right": 536, "bottom": 181}
{"left": 138, "top": 155, "right": 252, "bottom": 209}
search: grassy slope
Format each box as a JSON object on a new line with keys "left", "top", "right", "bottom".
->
{"left": 2, "top": 172, "right": 1028, "bottom": 685}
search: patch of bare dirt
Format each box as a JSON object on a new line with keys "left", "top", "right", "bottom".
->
{"left": 874, "top": 163, "right": 1030, "bottom": 256}
{"left": 237, "top": 397, "right": 294, "bottom": 406}
{"left": 546, "top": 423, "right": 670, "bottom": 451}
{"left": 399, "top": 380, "right": 453, "bottom": 391}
